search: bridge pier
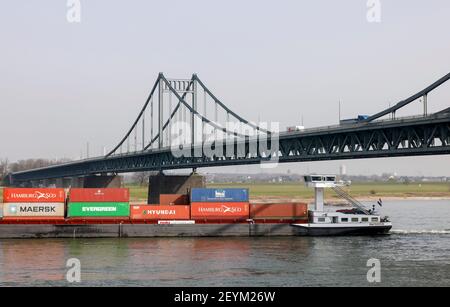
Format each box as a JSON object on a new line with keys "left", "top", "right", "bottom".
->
{"left": 81, "top": 175, "right": 123, "bottom": 188}
{"left": 148, "top": 172, "right": 205, "bottom": 204}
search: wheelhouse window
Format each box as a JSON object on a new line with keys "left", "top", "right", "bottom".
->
{"left": 318, "top": 218, "right": 326, "bottom": 222}
{"left": 371, "top": 218, "right": 379, "bottom": 222}
{"left": 341, "top": 218, "right": 349, "bottom": 222}
{"left": 362, "top": 218, "right": 369, "bottom": 222}
{"left": 351, "top": 218, "right": 359, "bottom": 222}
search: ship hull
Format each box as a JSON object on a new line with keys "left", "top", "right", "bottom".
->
{"left": 0, "top": 223, "right": 301, "bottom": 239}
{"left": 292, "top": 224, "right": 392, "bottom": 236}
{"left": 0, "top": 223, "right": 392, "bottom": 238}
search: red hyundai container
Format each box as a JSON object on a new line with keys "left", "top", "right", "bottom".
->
{"left": 190, "top": 203, "right": 249, "bottom": 220}
{"left": 130, "top": 205, "right": 190, "bottom": 220}
{"left": 3, "top": 188, "right": 66, "bottom": 203}
{"left": 250, "top": 203, "right": 308, "bottom": 219}
{"left": 159, "top": 194, "right": 189, "bottom": 206}
{"left": 69, "top": 188, "right": 129, "bottom": 202}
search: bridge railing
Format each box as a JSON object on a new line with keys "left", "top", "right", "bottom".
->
{"left": 282, "top": 113, "right": 446, "bottom": 137}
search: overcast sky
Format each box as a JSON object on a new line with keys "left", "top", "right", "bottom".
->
{"left": 1, "top": 0, "right": 450, "bottom": 176}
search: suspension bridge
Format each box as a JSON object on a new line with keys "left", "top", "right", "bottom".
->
{"left": 9, "top": 72, "right": 450, "bottom": 186}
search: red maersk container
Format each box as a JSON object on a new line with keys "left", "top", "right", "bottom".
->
{"left": 3, "top": 188, "right": 66, "bottom": 203}
{"left": 130, "top": 205, "right": 190, "bottom": 220}
{"left": 250, "top": 203, "right": 308, "bottom": 220}
{"left": 69, "top": 188, "right": 129, "bottom": 203}
{"left": 190, "top": 203, "right": 249, "bottom": 220}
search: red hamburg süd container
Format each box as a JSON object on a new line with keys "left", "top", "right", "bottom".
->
{"left": 3, "top": 188, "right": 66, "bottom": 203}
{"left": 69, "top": 188, "right": 129, "bottom": 202}
{"left": 130, "top": 205, "right": 190, "bottom": 220}
{"left": 250, "top": 203, "right": 308, "bottom": 219}
{"left": 190, "top": 202, "right": 249, "bottom": 220}
{"left": 159, "top": 194, "right": 189, "bottom": 206}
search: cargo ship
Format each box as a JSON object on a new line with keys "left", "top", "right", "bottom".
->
{"left": 292, "top": 175, "right": 392, "bottom": 236}
{"left": 0, "top": 178, "right": 391, "bottom": 239}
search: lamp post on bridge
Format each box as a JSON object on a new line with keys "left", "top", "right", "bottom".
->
{"left": 192, "top": 74, "right": 198, "bottom": 146}
{"left": 158, "top": 73, "right": 164, "bottom": 149}
{"left": 423, "top": 94, "right": 428, "bottom": 116}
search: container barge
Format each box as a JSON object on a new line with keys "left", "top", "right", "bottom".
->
{"left": 0, "top": 178, "right": 392, "bottom": 239}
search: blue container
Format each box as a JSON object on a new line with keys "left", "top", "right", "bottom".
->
{"left": 190, "top": 188, "right": 249, "bottom": 203}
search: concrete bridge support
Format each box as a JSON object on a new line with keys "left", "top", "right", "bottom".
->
{"left": 148, "top": 173, "right": 205, "bottom": 204}
{"left": 79, "top": 175, "right": 123, "bottom": 188}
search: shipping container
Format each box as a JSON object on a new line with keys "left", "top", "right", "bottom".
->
{"left": 1, "top": 217, "right": 65, "bottom": 221}
{"left": 68, "top": 202, "right": 130, "bottom": 217}
{"left": 190, "top": 188, "right": 249, "bottom": 203}
{"left": 69, "top": 188, "right": 129, "bottom": 203}
{"left": 250, "top": 203, "right": 308, "bottom": 219}
{"left": 190, "top": 202, "right": 249, "bottom": 220}
{"left": 0, "top": 204, "right": 3, "bottom": 218}
{"left": 159, "top": 194, "right": 189, "bottom": 206}
{"left": 130, "top": 205, "right": 190, "bottom": 220}
{"left": 2, "top": 203, "right": 65, "bottom": 217}
{"left": 3, "top": 188, "right": 65, "bottom": 203}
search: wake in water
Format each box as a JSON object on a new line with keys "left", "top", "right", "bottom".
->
{"left": 391, "top": 229, "right": 450, "bottom": 235}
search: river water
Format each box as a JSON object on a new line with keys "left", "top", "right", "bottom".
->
{"left": 0, "top": 200, "right": 449, "bottom": 287}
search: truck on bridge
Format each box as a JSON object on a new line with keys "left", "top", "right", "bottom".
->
{"left": 287, "top": 125, "right": 305, "bottom": 132}
{"left": 340, "top": 115, "right": 370, "bottom": 125}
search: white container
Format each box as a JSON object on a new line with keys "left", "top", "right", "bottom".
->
{"left": 3, "top": 203, "right": 65, "bottom": 217}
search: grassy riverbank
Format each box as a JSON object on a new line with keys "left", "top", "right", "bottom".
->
{"left": 127, "top": 182, "right": 450, "bottom": 202}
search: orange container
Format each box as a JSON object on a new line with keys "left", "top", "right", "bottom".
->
{"left": 130, "top": 205, "right": 190, "bottom": 220}
{"left": 250, "top": 203, "right": 308, "bottom": 219}
{"left": 190, "top": 202, "right": 249, "bottom": 220}
{"left": 159, "top": 194, "right": 189, "bottom": 206}
{"left": 3, "top": 188, "right": 66, "bottom": 203}
{"left": 69, "top": 188, "right": 129, "bottom": 202}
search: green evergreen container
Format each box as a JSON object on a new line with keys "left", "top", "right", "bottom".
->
{"left": 68, "top": 202, "right": 130, "bottom": 217}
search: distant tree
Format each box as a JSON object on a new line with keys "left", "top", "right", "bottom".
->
{"left": 0, "top": 158, "right": 74, "bottom": 185}
{"left": 8, "top": 158, "right": 72, "bottom": 173}
{"left": 132, "top": 171, "right": 152, "bottom": 186}
{"left": 0, "top": 158, "right": 9, "bottom": 185}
